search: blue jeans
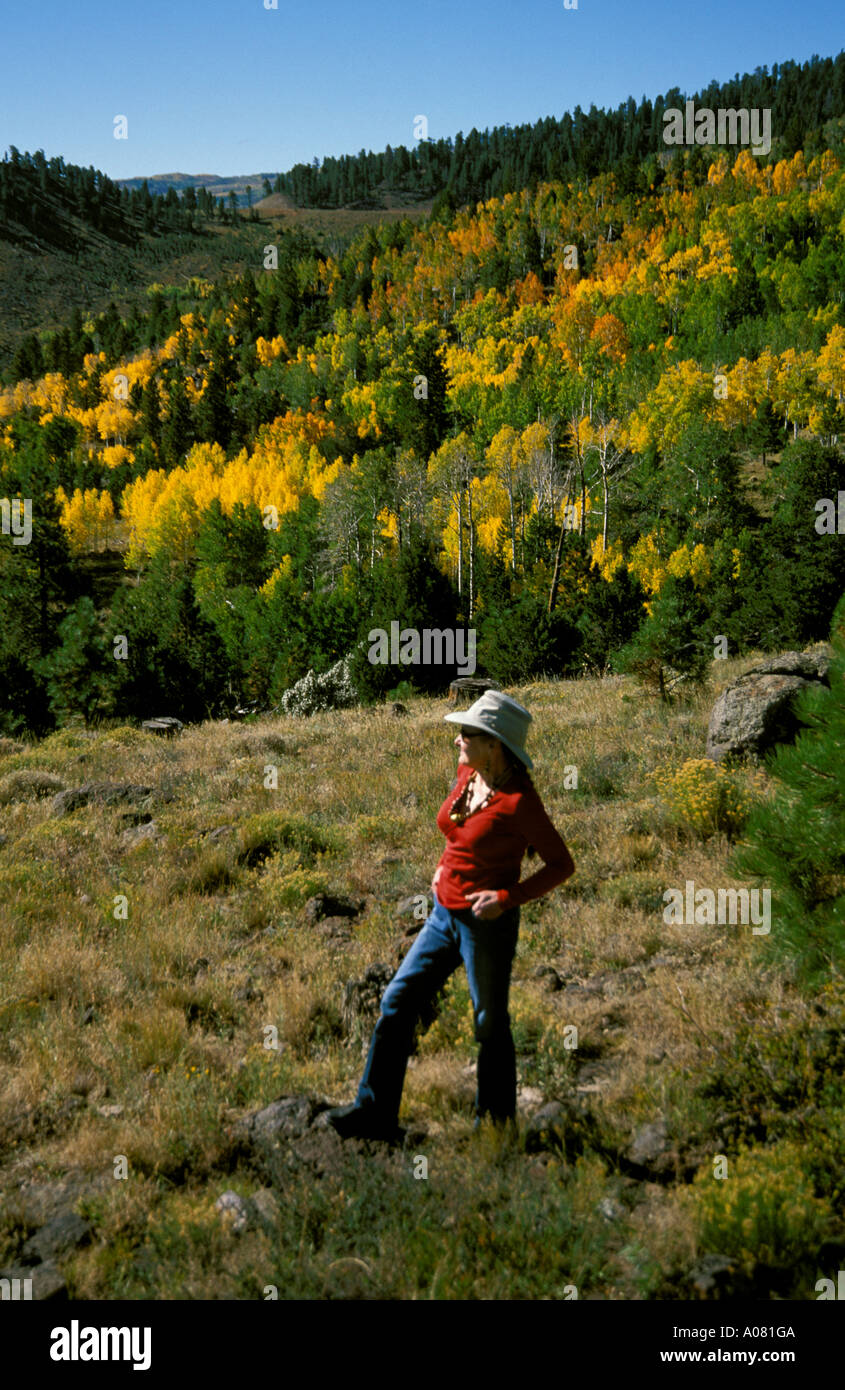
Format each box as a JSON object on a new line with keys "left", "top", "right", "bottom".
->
{"left": 355, "top": 892, "right": 520, "bottom": 1126}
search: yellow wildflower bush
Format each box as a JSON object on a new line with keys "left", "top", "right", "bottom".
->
{"left": 271, "top": 864, "right": 331, "bottom": 910}
{"left": 352, "top": 814, "right": 407, "bottom": 847}
{"left": 686, "top": 1141, "right": 834, "bottom": 1273}
{"left": 650, "top": 758, "right": 766, "bottom": 840}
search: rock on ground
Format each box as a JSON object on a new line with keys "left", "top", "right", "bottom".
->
{"left": 627, "top": 1118, "right": 669, "bottom": 1166}
{"left": 50, "top": 782, "right": 155, "bottom": 817}
{"left": 0, "top": 1261, "right": 67, "bottom": 1300}
{"left": 706, "top": 651, "right": 830, "bottom": 762}
{"left": 229, "top": 1093, "right": 424, "bottom": 1186}
{"left": 304, "top": 893, "right": 364, "bottom": 924}
{"left": 141, "top": 717, "right": 184, "bottom": 735}
{"left": 523, "top": 1098, "right": 600, "bottom": 1158}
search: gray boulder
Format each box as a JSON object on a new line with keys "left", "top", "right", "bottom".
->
{"left": 628, "top": 1118, "right": 669, "bottom": 1166}
{"left": 22, "top": 1211, "right": 91, "bottom": 1265}
{"left": 524, "top": 1098, "right": 599, "bottom": 1157}
{"left": 51, "top": 781, "right": 154, "bottom": 817}
{"left": 688, "top": 1253, "right": 739, "bottom": 1298}
{"left": 0, "top": 1261, "right": 67, "bottom": 1300}
{"left": 233, "top": 1095, "right": 331, "bottom": 1172}
{"left": 706, "top": 652, "right": 830, "bottom": 762}
{"left": 214, "top": 1192, "right": 251, "bottom": 1234}
{"left": 236, "top": 1095, "right": 332, "bottom": 1150}
{"left": 230, "top": 1094, "right": 334, "bottom": 1184}
{"left": 120, "top": 820, "right": 162, "bottom": 849}
{"left": 141, "top": 717, "right": 184, "bottom": 735}
{"left": 316, "top": 916, "right": 355, "bottom": 944}
{"left": 214, "top": 1187, "right": 280, "bottom": 1237}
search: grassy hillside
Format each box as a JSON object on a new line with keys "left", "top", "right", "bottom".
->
{"left": 0, "top": 222, "right": 239, "bottom": 365}
{"left": 1, "top": 663, "right": 842, "bottom": 1300}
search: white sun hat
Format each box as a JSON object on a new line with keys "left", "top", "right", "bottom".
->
{"left": 443, "top": 690, "right": 533, "bottom": 770}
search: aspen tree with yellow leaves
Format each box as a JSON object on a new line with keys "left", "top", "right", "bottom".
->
{"left": 56, "top": 486, "right": 117, "bottom": 553}
{"left": 429, "top": 432, "right": 482, "bottom": 613}
{"left": 485, "top": 426, "right": 524, "bottom": 569}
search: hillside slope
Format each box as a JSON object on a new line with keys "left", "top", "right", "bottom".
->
{"left": 0, "top": 667, "right": 842, "bottom": 1300}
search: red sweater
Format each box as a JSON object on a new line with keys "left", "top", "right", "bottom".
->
{"left": 434, "top": 762, "right": 575, "bottom": 912}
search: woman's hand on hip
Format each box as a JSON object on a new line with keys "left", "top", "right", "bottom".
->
{"left": 465, "top": 890, "right": 505, "bottom": 920}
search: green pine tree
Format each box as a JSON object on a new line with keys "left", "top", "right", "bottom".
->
{"left": 730, "top": 592, "right": 845, "bottom": 987}
{"left": 479, "top": 589, "right": 581, "bottom": 685}
{"left": 0, "top": 429, "right": 79, "bottom": 734}
{"left": 615, "top": 573, "right": 711, "bottom": 701}
{"left": 162, "top": 371, "right": 194, "bottom": 468}
{"left": 194, "top": 359, "right": 232, "bottom": 449}
{"left": 348, "top": 543, "right": 461, "bottom": 702}
{"left": 576, "top": 564, "right": 647, "bottom": 673}
{"left": 35, "top": 597, "right": 117, "bottom": 727}
{"left": 110, "top": 552, "right": 231, "bottom": 721}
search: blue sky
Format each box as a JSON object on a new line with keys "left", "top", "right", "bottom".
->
{"left": 2, "top": 0, "right": 843, "bottom": 180}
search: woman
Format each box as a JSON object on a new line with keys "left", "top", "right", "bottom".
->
{"left": 326, "top": 690, "right": 575, "bottom": 1142}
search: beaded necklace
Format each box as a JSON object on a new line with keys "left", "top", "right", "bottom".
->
{"left": 448, "top": 771, "right": 499, "bottom": 825}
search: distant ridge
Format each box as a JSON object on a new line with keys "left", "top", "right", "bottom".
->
{"left": 118, "top": 172, "right": 279, "bottom": 202}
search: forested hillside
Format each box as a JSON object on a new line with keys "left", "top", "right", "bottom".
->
{"left": 1, "top": 77, "right": 844, "bottom": 736}
{"left": 273, "top": 52, "right": 845, "bottom": 207}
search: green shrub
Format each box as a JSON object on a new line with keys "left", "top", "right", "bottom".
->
{"left": 600, "top": 871, "right": 667, "bottom": 913}
{"left": 696, "top": 982, "right": 845, "bottom": 1176}
{"left": 271, "top": 864, "right": 330, "bottom": 908}
{"left": 352, "top": 813, "right": 406, "bottom": 846}
{"left": 237, "top": 812, "right": 336, "bottom": 868}
{"left": 571, "top": 750, "right": 632, "bottom": 801}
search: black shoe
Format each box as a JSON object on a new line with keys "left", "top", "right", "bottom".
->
{"left": 325, "top": 1104, "right": 400, "bottom": 1143}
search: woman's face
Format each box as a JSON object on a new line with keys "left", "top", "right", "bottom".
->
{"left": 455, "top": 726, "right": 496, "bottom": 773}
